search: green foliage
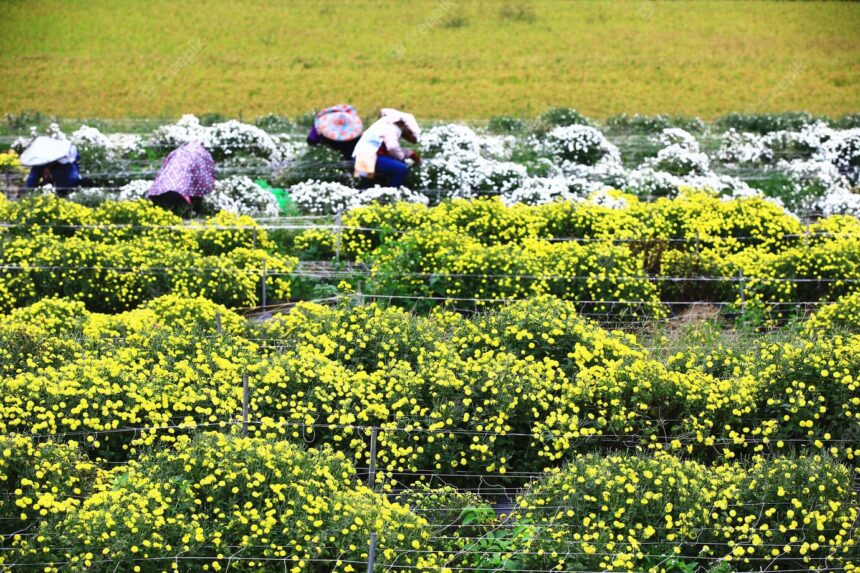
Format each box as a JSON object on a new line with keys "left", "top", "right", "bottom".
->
{"left": 539, "top": 107, "right": 590, "bottom": 128}
{"left": 487, "top": 115, "right": 528, "bottom": 134}
{"left": 272, "top": 143, "right": 352, "bottom": 187}
{"left": 605, "top": 113, "right": 705, "bottom": 135}
{"left": 197, "top": 112, "right": 228, "bottom": 126}
{"left": 3, "top": 110, "right": 56, "bottom": 135}
{"left": 716, "top": 112, "right": 827, "bottom": 134}
{"left": 835, "top": 112, "right": 860, "bottom": 129}
{"left": 254, "top": 113, "right": 295, "bottom": 132}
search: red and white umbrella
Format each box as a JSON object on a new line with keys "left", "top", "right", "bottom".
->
{"left": 314, "top": 104, "right": 364, "bottom": 142}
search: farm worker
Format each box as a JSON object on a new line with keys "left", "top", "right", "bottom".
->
{"left": 306, "top": 104, "right": 364, "bottom": 160}
{"left": 20, "top": 136, "right": 83, "bottom": 197}
{"left": 146, "top": 141, "right": 215, "bottom": 213}
{"left": 352, "top": 108, "right": 421, "bottom": 188}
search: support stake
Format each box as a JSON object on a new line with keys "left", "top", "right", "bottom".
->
{"left": 215, "top": 312, "right": 222, "bottom": 334}
{"left": 368, "top": 426, "right": 378, "bottom": 490}
{"left": 356, "top": 281, "right": 365, "bottom": 306}
{"left": 366, "top": 532, "right": 377, "bottom": 573}
{"left": 335, "top": 210, "right": 343, "bottom": 265}
{"left": 242, "top": 373, "right": 250, "bottom": 436}
{"left": 261, "top": 259, "right": 267, "bottom": 310}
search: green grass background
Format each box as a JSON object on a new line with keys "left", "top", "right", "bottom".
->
{"left": 1, "top": 0, "right": 858, "bottom": 119}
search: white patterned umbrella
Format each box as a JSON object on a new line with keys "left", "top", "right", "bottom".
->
{"left": 20, "top": 137, "right": 77, "bottom": 166}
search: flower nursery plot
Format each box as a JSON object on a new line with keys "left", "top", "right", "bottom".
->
{"left": 3, "top": 111, "right": 860, "bottom": 216}
{"left": 0, "top": 295, "right": 858, "bottom": 571}
{"left": 1, "top": 110, "right": 859, "bottom": 573}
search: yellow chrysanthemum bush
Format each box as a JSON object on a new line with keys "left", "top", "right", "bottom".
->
{"left": 259, "top": 300, "right": 455, "bottom": 371}
{"left": 0, "top": 195, "right": 95, "bottom": 237}
{"left": 0, "top": 236, "right": 296, "bottom": 312}
{"left": 426, "top": 198, "right": 544, "bottom": 244}
{"left": 0, "top": 196, "right": 296, "bottom": 311}
{"left": 736, "top": 233, "right": 860, "bottom": 321}
{"left": 656, "top": 190, "right": 801, "bottom": 253}
{"left": 369, "top": 229, "right": 664, "bottom": 317}
{"left": 290, "top": 193, "right": 858, "bottom": 319}
{"left": 0, "top": 290, "right": 858, "bottom": 569}
{"left": 0, "top": 276, "right": 15, "bottom": 314}
{"left": 77, "top": 199, "right": 195, "bottom": 247}
{"left": 0, "top": 298, "right": 88, "bottom": 378}
{"left": 193, "top": 211, "right": 275, "bottom": 255}
{"left": 141, "top": 294, "right": 249, "bottom": 336}
{"left": 0, "top": 436, "right": 98, "bottom": 540}
{"left": 0, "top": 340, "right": 241, "bottom": 460}
{"left": 0, "top": 297, "right": 257, "bottom": 461}
{"left": 6, "top": 432, "right": 438, "bottom": 572}
{"left": 804, "top": 290, "right": 860, "bottom": 333}
{"left": 248, "top": 343, "right": 563, "bottom": 483}
{"left": 0, "top": 149, "right": 27, "bottom": 175}
{"left": 251, "top": 298, "right": 666, "bottom": 480}
{"left": 748, "top": 335, "right": 860, "bottom": 462}
{"left": 509, "top": 452, "right": 858, "bottom": 573}
{"left": 251, "top": 297, "right": 860, "bottom": 477}
{"left": 334, "top": 201, "right": 432, "bottom": 259}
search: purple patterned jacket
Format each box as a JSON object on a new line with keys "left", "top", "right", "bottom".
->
{"left": 147, "top": 141, "right": 215, "bottom": 203}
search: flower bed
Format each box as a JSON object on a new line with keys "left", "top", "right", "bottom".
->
{"left": 0, "top": 196, "right": 295, "bottom": 311}
{"left": 0, "top": 294, "right": 858, "bottom": 571}
{"left": 6, "top": 112, "right": 859, "bottom": 217}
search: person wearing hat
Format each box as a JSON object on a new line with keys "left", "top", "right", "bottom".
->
{"left": 20, "top": 136, "right": 84, "bottom": 197}
{"left": 352, "top": 108, "right": 421, "bottom": 188}
{"left": 146, "top": 141, "right": 215, "bottom": 214}
{"left": 306, "top": 104, "right": 364, "bottom": 161}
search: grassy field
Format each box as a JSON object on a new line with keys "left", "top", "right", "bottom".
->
{"left": 0, "top": 0, "right": 858, "bottom": 120}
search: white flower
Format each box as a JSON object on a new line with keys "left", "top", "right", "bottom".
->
{"left": 779, "top": 158, "right": 851, "bottom": 211}
{"left": 106, "top": 133, "right": 145, "bottom": 158}
{"left": 586, "top": 189, "right": 631, "bottom": 210}
{"left": 153, "top": 115, "right": 287, "bottom": 163}
{"left": 478, "top": 133, "right": 517, "bottom": 159}
{"left": 355, "top": 186, "right": 429, "bottom": 207}
{"left": 11, "top": 123, "right": 68, "bottom": 153}
{"left": 153, "top": 114, "right": 208, "bottom": 147}
{"left": 421, "top": 124, "right": 483, "bottom": 156}
{"left": 290, "top": 180, "right": 357, "bottom": 215}
{"left": 47, "top": 123, "right": 67, "bottom": 140}
{"left": 67, "top": 126, "right": 145, "bottom": 162}
{"left": 655, "top": 128, "right": 700, "bottom": 152}
{"left": 562, "top": 161, "right": 628, "bottom": 189}
{"left": 207, "top": 176, "right": 280, "bottom": 217}
{"left": 814, "top": 187, "right": 860, "bottom": 217}
{"left": 70, "top": 125, "right": 112, "bottom": 149}
{"left": 682, "top": 174, "right": 755, "bottom": 198}
{"left": 717, "top": 129, "right": 772, "bottom": 165}
{"left": 417, "top": 126, "right": 527, "bottom": 198}
{"left": 501, "top": 176, "right": 579, "bottom": 206}
{"left": 541, "top": 125, "right": 620, "bottom": 166}
{"left": 208, "top": 120, "right": 282, "bottom": 161}
{"left": 117, "top": 179, "right": 153, "bottom": 201}
{"left": 645, "top": 144, "right": 710, "bottom": 176}
{"left": 625, "top": 168, "right": 754, "bottom": 199}
{"left": 626, "top": 168, "right": 683, "bottom": 198}
{"left": 289, "top": 180, "right": 429, "bottom": 214}
{"left": 817, "top": 129, "right": 860, "bottom": 183}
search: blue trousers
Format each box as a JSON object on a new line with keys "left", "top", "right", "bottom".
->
{"left": 373, "top": 156, "right": 410, "bottom": 188}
